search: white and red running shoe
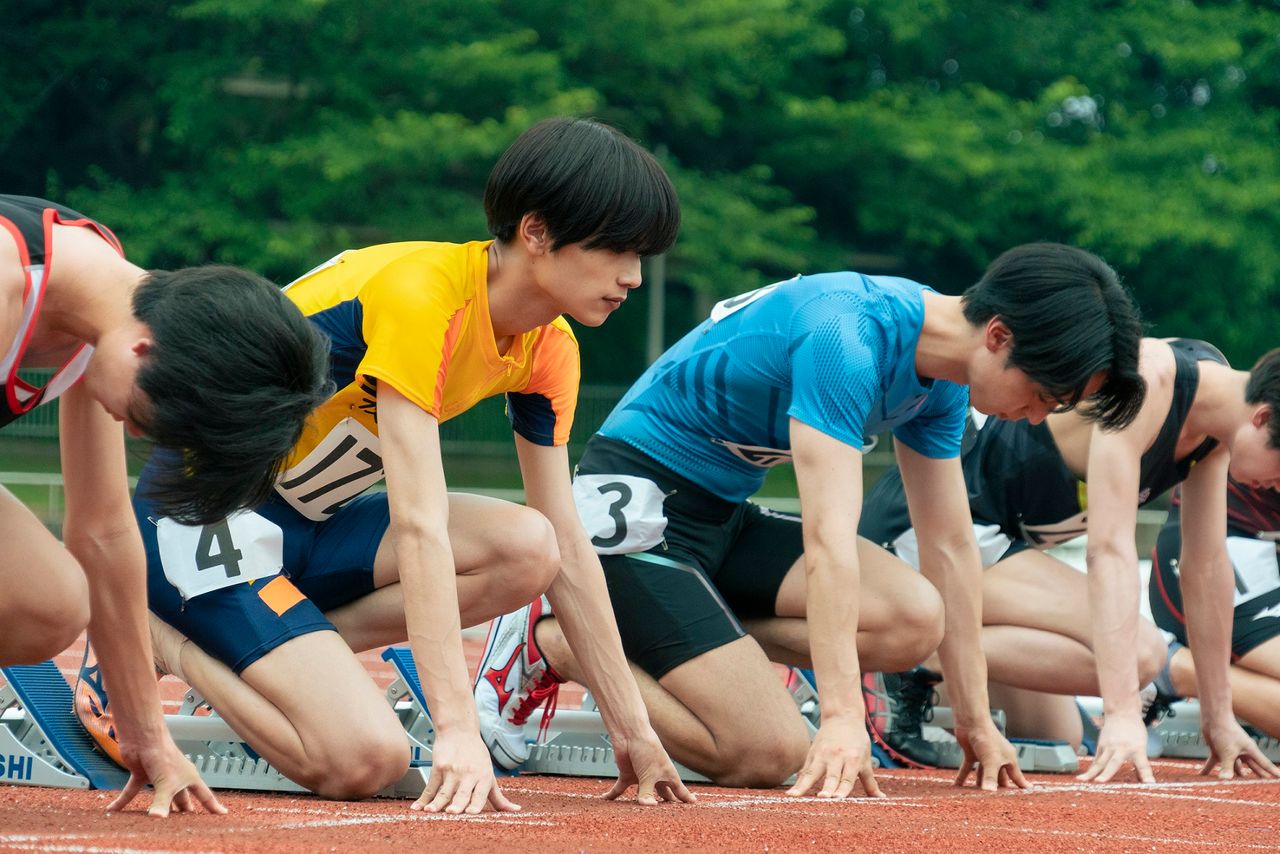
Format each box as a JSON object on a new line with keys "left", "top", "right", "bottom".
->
{"left": 473, "top": 596, "right": 564, "bottom": 770}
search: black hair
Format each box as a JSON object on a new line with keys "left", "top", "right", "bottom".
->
{"left": 962, "top": 242, "right": 1146, "bottom": 430}
{"left": 131, "top": 266, "right": 333, "bottom": 524}
{"left": 484, "top": 116, "right": 680, "bottom": 257}
{"left": 1245, "top": 349, "right": 1280, "bottom": 449}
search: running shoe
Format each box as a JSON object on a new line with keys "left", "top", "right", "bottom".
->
{"left": 473, "top": 596, "right": 564, "bottom": 770}
{"left": 864, "top": 667, "right": 943, "bottom": 768}
{"left": 72, "top": 640, "right": 125, "bottom": 767}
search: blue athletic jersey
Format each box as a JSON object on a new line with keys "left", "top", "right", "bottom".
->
{"left": 598, "top": 273, "right": 969, "bottom": 502}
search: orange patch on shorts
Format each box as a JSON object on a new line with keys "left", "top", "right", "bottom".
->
{"left": 258, "top": 575, "right": 306, "bottom": 616}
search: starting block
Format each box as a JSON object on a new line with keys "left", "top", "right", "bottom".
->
{"left": 0, "top": 661, "right": 128, "bottom": 789}
{"left": 1136, "top": 699, "right": 1280, "bottom": 763}
{"left": 1, "top": 652, "right": 1081, "bottom": 796}
{"left": 0, "top": 653, "right": 433, "bottom": 796}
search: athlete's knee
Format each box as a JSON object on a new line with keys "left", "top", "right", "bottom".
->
{"left": 492, "top": 510, "right": 561, "bottom": 607}
{"left": 709, "top": 719, "right": 809, "bottom": 788}
{"left": 303, "top": 727, "right": 410, "bottom": 800}
{"left": 1, "top": 564, "right": 90, "bottom": 663}
{"left": 881, "top": 579, "right": 944, "bottom": 670}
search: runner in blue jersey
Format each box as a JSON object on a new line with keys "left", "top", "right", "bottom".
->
{"left": 598, "top": 273, "right": 968, "bottom": 503}
{"left": 476, "top": 243, "right": 1146, "bottom": 796}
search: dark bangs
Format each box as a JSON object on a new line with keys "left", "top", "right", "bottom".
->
{"left": 485, "top": 117, "right": 680, "bottom": 257}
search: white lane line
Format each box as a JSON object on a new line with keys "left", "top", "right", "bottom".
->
{"left": 500, "top": 785, "right": 929, "bottom": 808}
{"left": 0, "top": 837, "right": 219, "bottom": 854}
{"left": 1009, "top": 777, "right": 1280, "bottom": 795}
{"left": 705, "top": 795, "right": 928, "bottom": 808}
{"left": 243, "top": 804, "right": 554, "bottom": 824}
{"left": 962, "top": 823, "right": 1276, "bottom": 850}
{"left": 274, "top": 814, "right": 554, "bottom": 829}
{"left": 1117, "top": 789, "right": 1280, "bottom": 808}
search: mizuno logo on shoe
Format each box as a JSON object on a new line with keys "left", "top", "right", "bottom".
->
{"left": 481, "top": 643, "right": 525, "bottom": 710}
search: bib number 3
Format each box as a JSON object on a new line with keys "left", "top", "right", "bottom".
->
{"left": 156, "top": 511, "right": 285, "bottom": 601}
{"left": 572, "top": 474, "right": 668, "bottom": 555}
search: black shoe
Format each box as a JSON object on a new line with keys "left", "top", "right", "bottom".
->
{"left": 880, "top": 667, "right": 943, "bottom": 767}
{"left": 1140, "top": 683, "right": 1179, "bottom": 727}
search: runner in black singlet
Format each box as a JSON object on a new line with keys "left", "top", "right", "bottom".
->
{"left": 861, "top": 339, "right": 1280, "bottom": 783}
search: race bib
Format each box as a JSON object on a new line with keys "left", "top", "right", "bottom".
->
{"left": 276, "top": 417, "right": 385, "bottom": 520}
{"left": 1226, "top": 536, "right": 1280, "bottom": 607}
{"left": 573, "top": 474, "right": 668, "bottom": 555}
{"left": 156, "top": 511, "right": 285, "bottom": 601}
{"left": 709, "top": 281, "right": 788, "bottom": 323}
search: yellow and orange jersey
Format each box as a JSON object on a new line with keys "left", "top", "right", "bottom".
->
{"left": 276, "top": 240, "right": 580, "bottom": 519}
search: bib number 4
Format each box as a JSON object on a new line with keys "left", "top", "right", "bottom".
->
{"left": 156, "top": 511, "right": 285, "bottom": 601}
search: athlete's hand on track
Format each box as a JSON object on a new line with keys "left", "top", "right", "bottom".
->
{"left": 111, "top": 735, "right": 227, "bottom": 817}
{"left": 1078, "top": 712, "right": 1154, "bottom": 783}
{"left": 1201, "top": 719, "right": 1280, "bottom": 780}
{"left": 953, "top": 721, "right": 1031, "bottom": 792}
{"left": 605, "top": 726, "right": 696, "bottom": 805}
{"left": 413, "top": 730, "right": 520, "bottom": 815}
{"left": 787, "top": 715, "right": 883, "bottom": 799}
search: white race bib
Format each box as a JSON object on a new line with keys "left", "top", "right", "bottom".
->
{"left": 276, "top": 417, "right": 384, "bottom": 520}
{"left": 156, "top": 511, "right": 285, "bottom": 601}
{"left": 1226, "top": 536, "right": 1280, "bottom": 607}
{"left": 573, "top": 474, "right": 668, "bottom": 555}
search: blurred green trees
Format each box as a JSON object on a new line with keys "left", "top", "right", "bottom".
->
{"left": 5, "top": 0, "right": 1279, "bottom": 380}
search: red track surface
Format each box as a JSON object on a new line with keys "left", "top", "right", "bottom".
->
{"left": 3, "top": 636, "right": 1279, "bottom": 852}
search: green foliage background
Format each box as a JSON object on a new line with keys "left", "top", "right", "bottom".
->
{"left": 6, "top": 0, "right": 1279, "bottom": 384}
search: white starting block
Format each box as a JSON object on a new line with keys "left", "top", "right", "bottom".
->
{"left": 1075, "top": 696, "right": 1280, "bottom": 763}
{"left": 1, "top": 653, "right": 1081, "bottom": 795}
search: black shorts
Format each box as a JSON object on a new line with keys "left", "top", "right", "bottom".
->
{"left": 576, "top": 436, "right": 803, "bottom": 679}
{"left": 1150, "top": 507, "right": 1280, "bottom": 658}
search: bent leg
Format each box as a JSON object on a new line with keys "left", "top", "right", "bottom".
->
{"left": 154, "top": 616, "right": 408, "bottom": 799}
{"left": 140, "top": 493, "right": 411, "bottom": 799}
{"left": 981, "top": 549, "right": 1167, "bottom": 694}
{"left": 329, "top": 492, "right": 559, "bottom": 650}
{"left": 1168, "top": 637, "right": 1280, "bottom": 739}
{"left": 536, "top": 622, "right": 809, "bottom": 787}
{"left": 0, "top": 488, "right": 90, "bottom": 664}
{"left": 757, "top": 536, "right": 944, "bottom": 672}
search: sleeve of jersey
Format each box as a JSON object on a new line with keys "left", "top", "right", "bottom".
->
{"left": 507, "top": 322, "right": 580, "bottom": 446}
{"left": 355, "top": 256, "right": 462, "bottom": 418}
{"left": 787, "top": 314, "right": 881, "bottom": 451}
{"left": 891, "top": 380, "right": 969, "bottom": 459}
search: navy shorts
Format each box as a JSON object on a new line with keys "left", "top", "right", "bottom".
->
{"left": 1150, "top": 506, "right": 1280, "bottom": 659}
{"left": 576, "top": 437, "right": 804, "bottom": 680}
{"left": 136, "top": 454, "right": 389, "bottom": 674}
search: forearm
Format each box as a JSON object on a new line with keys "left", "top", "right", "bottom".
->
{"left": 396, "top": 527, "right": 476, "bottom": 733}
{"left": 805, "top": 545, "right": 863, "bottom": 721}
{"left": 1085, "top": 544, "right": 1142, "bottom": 716}
{"left": 67, "top": 524, "right": 165, "bottom": 741}
{"left": 1180, "top": 552, "right": 1235, "bottom": 722}
{"left": 920, "top": 541, "right": 990, "bottom": 727}
{"left": 545, "top": 535, "right": 649, "bottom": 736}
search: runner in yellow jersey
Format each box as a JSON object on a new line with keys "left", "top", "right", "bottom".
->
{"left": 83, "top": 117, "right": 691, "bottom": 813}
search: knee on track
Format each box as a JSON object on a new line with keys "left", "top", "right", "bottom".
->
{"left": 301, "top": 730, "right": 411, "bottom": 800}
{"left": 706, "top": 724, "right": 810, "bottom": 789}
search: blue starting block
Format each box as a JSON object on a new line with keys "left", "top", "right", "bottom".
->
{"left": 0, "top": 661, "right": 128, "bottom": 790}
